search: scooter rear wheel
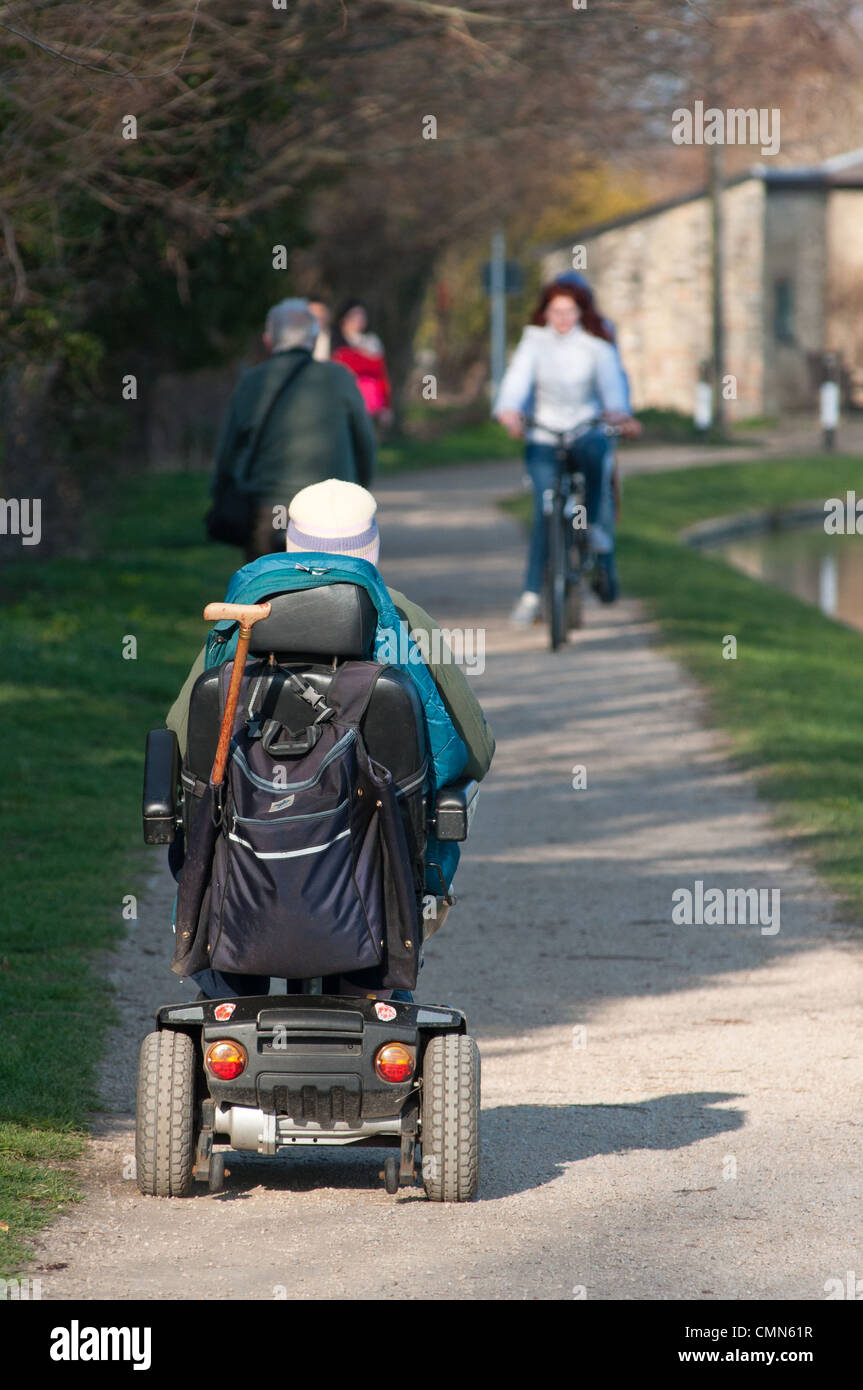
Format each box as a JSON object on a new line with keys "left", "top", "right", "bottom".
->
{"left": 421, "top": 1033, "right": 480, "bottom": 1202}
{"left": 136, "top": 1030, "right": 198, "bottom": 1197}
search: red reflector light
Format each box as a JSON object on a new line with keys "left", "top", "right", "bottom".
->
{"left": 374, "top": 1042, "right": 414, "bottom": 1083}
{"left": 205, "top": 1040, "right": 247, "bottom": 1081}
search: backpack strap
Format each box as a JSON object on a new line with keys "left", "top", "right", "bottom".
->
{"left": 325, "top": 660, "right": 389, "bottom": 730}
{"left": 218, "top": 658, "right": 279, "bottom": 729}
{"left": 217, "top": 657, "right": 382, "bottom": 759}
{"left": 228, "top": 662, "right": 337, "bottom": 757}
{"left": 279, "top": 668, "right": 336, "bottom": 724}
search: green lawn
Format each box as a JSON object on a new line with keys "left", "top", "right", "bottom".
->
{"left": 379, "top": 417, "right": 520, "bottom": 471}
{"left": 506, "top": 452, "right": 863, "bottom": 914}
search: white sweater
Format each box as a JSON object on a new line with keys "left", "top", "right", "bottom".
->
{"left": 493, "top": 324, "right": 628, "bottom": 443}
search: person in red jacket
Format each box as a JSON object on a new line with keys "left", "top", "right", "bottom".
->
{"left": 331, "top": 299, "right": 393, "bottom": 431}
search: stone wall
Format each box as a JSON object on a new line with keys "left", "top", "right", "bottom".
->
{"left": 826, "top": 189, "right": 863, "bottom": 406}
{"left": 762, "top": 186, "right": 827, "bottom": 413}
{"left": 544, "top": 180, "right": 766, "bottom": 420}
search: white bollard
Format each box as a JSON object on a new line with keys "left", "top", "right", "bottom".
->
{"left": 694, "top": 381, "right": 713, "bottom": 434}
{"left": 820, "top": 379, "right": 840, "bottom": 451}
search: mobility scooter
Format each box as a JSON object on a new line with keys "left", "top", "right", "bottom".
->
{"left": 138, "top": 578, "right": 480, "bottom": 1202}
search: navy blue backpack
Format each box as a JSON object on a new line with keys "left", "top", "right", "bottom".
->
{"left": 176, "top": 656, "right": 419, "bottom": 989}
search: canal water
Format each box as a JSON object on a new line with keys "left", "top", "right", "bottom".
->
{"left": 709, "top": 522, "right": 863, "bottom": 633}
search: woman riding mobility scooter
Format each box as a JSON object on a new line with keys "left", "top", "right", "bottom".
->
{"left": 138, "top": 553, "right": 481, "bottom": 1201}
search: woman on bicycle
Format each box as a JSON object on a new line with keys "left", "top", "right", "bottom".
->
{"left": 494, "top": 281, "right": 639, "bottom": 623}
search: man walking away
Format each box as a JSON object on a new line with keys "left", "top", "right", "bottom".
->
{"left": 210, "top": 298, "right": 377, "bottom": 562}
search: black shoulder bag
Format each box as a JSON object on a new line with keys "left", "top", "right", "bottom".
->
{"left": 206, "top": 351, "right": 314, "bottom": 547}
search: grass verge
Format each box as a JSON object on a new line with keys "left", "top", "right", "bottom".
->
{"left": 379, "top": 417, "right": 519, "bottom": 471}
{"left": 0, "top": 472, "right": 240, "bottom": 1274}
{"left": 504, "top": 452, "right": 863, "bottom": 916}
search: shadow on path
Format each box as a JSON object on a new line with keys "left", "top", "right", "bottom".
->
{"left": 166, "top": 1089, "right": 743, "bottom": 1204}
{"left": 478, "top": 1091, "right": 744, "bottom": 1199}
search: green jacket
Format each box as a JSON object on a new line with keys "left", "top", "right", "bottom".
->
{"left": 212, "top": 348, "right": 377, "bottom": 500}
{"left": 166, "top": 585, "right": 495, "bottom": 782}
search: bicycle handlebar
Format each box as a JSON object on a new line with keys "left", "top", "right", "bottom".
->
{"left": 521, "top": 415, "right": 624, "bottom": 443}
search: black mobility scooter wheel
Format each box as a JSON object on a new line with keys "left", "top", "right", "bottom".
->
{"left": 421, "top": 1033, "right": 480, "bottom": 1202}
{"left": 136, "top": 1030, "right": 198, "bottom": 1197}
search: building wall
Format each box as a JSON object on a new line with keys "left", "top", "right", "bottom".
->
{"left": 826, "top": 189, "right": 863, "bottom": 405}
{"left": 544, "top": 179, "right": 766, "bottom": 420}
{"left": 762, "top": 187, "right": 827, "bottom": 413}
{"left": 723, "top": 180, "right": 767, "bottom": 419}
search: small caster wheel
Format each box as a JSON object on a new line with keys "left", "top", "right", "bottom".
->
{"left": 208, "top": 1152, "right": 226, "bottom": 1194}
{"left": 383, "top": 1156, "right": 399, "bottom": 1194}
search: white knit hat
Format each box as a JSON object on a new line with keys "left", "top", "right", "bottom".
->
{"left": 286, "top": 479, "right": 380, "bottom": 564}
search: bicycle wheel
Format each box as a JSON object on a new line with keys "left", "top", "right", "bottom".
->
{"left": 547, "top": 493, "right": 568, "bottom": 651}
{"left": 566, "top": 573, "right": 583, "bottom": 630}
{"left": 566, "top": 524, "right": 588, "bottom": 631}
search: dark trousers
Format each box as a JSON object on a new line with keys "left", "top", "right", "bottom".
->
{"left": 189, "top": 968, "right": 404, "bottom": 1001}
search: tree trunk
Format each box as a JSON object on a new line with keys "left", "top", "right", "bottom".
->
{"left": 378, "top": 258, "right": 437, "bottom": 438}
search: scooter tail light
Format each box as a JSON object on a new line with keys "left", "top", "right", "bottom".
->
{"left": 374, "top": 1042, "right": 415, "bottom": 1083}
{"left": 205, "top": 1039, "right": 247, "bottom": 1081}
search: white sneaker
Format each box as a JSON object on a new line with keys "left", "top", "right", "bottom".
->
{"left": 509, "top": 590, "right": 542, "bottom": 625}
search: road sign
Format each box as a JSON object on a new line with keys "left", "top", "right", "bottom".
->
{"left": 481, "top": 260, "right": 524, "bottom": 295}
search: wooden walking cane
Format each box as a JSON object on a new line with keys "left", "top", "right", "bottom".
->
{"left": 171, "top": 599, "right": 271, "bottom": 976}
{"left": 203, "top": 601, "right": 272, "bottom": 786}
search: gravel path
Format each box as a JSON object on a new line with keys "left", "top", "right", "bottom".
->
{"left": 30, "top": 460, "right": 863, "bottom": 1301}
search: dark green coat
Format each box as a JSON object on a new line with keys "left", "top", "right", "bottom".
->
{"left": 212, "top": 347, "right": 377, "bottom": 502}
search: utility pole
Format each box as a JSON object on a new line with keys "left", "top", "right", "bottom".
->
{"left": 708, "top": 29, "right": 727, "bottom": 440}
{"left": 709, "top": 139, "right": 727, "bottom": 439}
{"left": 490, "top": 227, "right": 507, "bottom": 397}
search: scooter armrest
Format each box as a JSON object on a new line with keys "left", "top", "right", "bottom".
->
{"left": 143, "top": 728, "right": 181, "bottom": 844}
{"left": 430, "top": 776, "right": 479, "bottom": 842}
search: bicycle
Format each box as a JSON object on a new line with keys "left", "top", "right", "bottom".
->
{"left": 523, "top": 416, "right": 622, "bottom": 651}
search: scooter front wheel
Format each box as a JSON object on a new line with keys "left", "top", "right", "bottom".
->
{"left": 420, "top": 1033, "right": 480, "bottom": 1202}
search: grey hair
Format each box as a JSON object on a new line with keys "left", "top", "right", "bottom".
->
{"left": 265, "top": 298, "right": 319, "bottom": 351}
